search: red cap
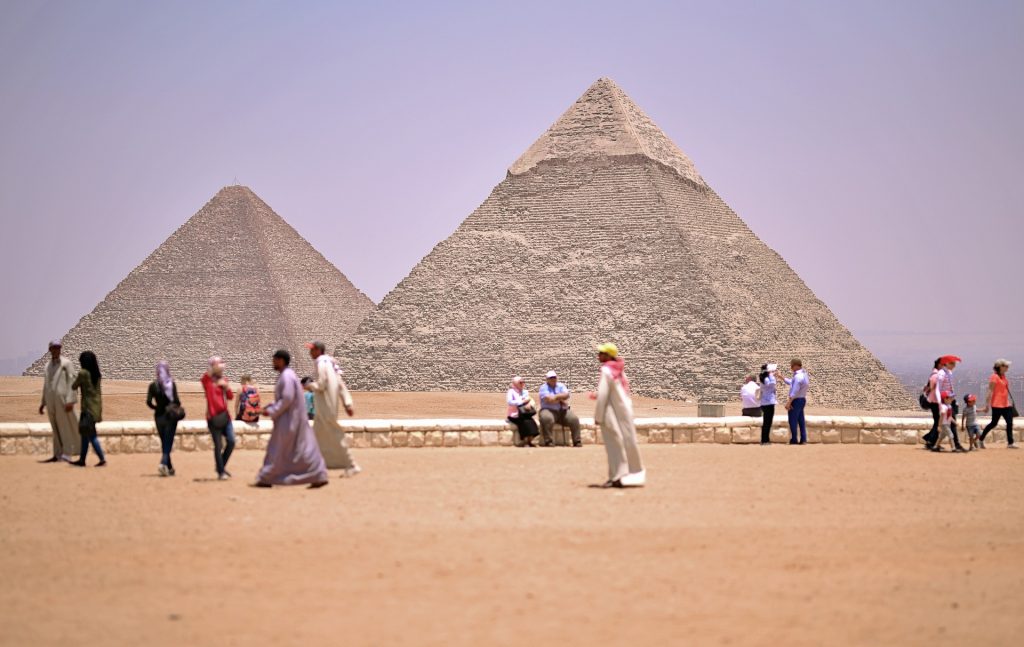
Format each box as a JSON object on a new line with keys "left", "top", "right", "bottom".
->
{"left": 966, "top": 394, "right": 977, "bottom": 403}
{"left": 941, "top": 391, "right": 953, "bottom": 399}
{"left": 939, "top": 355, "right": 962, "bottom": 365}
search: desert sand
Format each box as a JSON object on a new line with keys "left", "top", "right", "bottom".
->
{"left": 0, "top": 377, "right": 922, "bottom": 422}
{"left": 1, "top": 445, "right": 1021, "bottom": 646}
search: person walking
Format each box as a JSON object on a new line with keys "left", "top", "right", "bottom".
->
{"left": 506, "top": 376, "right": 539, "bottom": 447}
{"left": 69, "top": 351, "right": 106, "bottom": 466}
{"left": 758, "top": 363, "right": 778, "bottom": 445}
{"left": 921, "top": 358, "right": 943, "bottom": 449}
{"left": 924, "top": 356, "right": 966, "bottom": 451}
{"left": 147, "top": 361, "right": 183, "bottom": 476}
{"left": 784, "top": 359, "right": 809, "bottom": 445}
{"left": 740, "top": 375, "right": 762, "bottom": 417}
{"left": 592, "top": 343, "right": 644, "bottom": 488}
{"left": 305, "top": 341, "right": 361, "bottom": 477}
{"left": 254, "top": 350, "right": 329, "bottom": 488}
{"left": 201, "top": 356, "right": 235, "bottom": 480}
{"left": 538, "top": 370, "right": 583, "bottom": 447}
{"left": 37, "top": 340, "right": 80, "bottom": 462}
{"left": 979, "top": 359, "right": 1016, "bottom": 449}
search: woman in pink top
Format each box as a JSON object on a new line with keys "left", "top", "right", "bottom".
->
{"left": 980, "top": 359, "right": 1016, "bottom": 449}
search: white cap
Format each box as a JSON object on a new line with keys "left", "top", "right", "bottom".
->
{"left": 766, "top": 363, "right": 778, "bottom": 372}
{"left": 545, "top": 370, "right": 558, "bottom": 379}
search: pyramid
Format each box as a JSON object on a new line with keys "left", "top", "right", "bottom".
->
{"left": 339, "top": 78, "right": 911, "bottom": 409}
{"left": 25, "top": 185, "right": 374, "bottom": 382}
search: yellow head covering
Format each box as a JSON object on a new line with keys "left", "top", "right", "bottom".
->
{"left": 596, "top": 342, "right": 619, "bottom": 358}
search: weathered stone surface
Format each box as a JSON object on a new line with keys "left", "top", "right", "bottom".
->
{"left": 694, "top": 427, "right": 715, "bottom": 443}
{"left": 498, "top": 430, "right": 515, "bottom": 446}
{"left": 443, "top": 432, "right": 460, "bottom": 447}
{"left": 426, "top": 431, "right": 445, "bottom": 447}
{"left": 649, "top": 428, "right": 671, "bottom": 444}
{"left": 23, "top": 185, "right": 374, "bottom": 382}
{"left": 806, "top": 428, "right": 822, "bottom": 444}
{"left": 480, "top": 430, "right": 499, "bottom": 447}
{"left": 840, "top": 428, "right": 861, "bottom": 444}
{"left": 350, "top": 432, "right": 369, "bottom": 449}
{"left": 770, "top": 429, "right": 790, "bottom": 444}
{"left": 714, "top": 428, "right": 732, "bottom": 444}
{"left": 880, "top": 429, "right": 904, "bottom": 445}
{"left": 1, "top": 438, "right": 16, "bottom": 455}
{"left": 579, "top": 428, "right": 597, "bottom": 445}
{"left": 370, "top": 432, "right": 391, "bottom": 449}
{"left": 180, "top": 433, "right": 197, "bottom": 452}
{"left": 407, "top": 431, "right": 424, "bottom": 448}
{"left": 860, "top": 429, "right": 882, "bottom": 444}
{"left": 822, "top": 429, "right": 841, "bottom": 444}
{"left": 339, "top": 79, "right": 912, "bottom": 411}
{"left": 672, "top": 428, "right": 692, "bottom": 443}
{"left": 391, "top": 431, "right": 409, "bottom": 448}
{"left": 460, "top": 431, "right": 481, "bottom": 447}
{"left": 731, "top": 427, "right": 758, "bottom": 444}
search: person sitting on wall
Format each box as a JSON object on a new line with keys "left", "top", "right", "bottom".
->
{"left": 507, "top": 376, "right": 539, "bottom": 448}
{"left": 740, "top": 374, "right": 762, "bottom": 418}
{"left": 538, "top": 370, "right": 582, "bottom": 447}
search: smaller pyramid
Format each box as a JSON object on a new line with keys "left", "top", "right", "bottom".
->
{"left": 25, "top": 186, "right": 374, "bottom": 382}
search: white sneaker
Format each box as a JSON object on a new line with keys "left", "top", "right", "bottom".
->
{"left": 620, "top": 469, "right": 646, "bottom": 487}
{"left": 341, "top": 465, "right": 362, "bottom": 478}
{"left": 158, "top": 464, "right": 169, "bottom": 477}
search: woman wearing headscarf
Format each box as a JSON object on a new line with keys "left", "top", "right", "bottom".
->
{"left": 592, "top": 343, "right": 644, "bottom": 488}
{"left": 147, "top": 361, "right": 182, "bottom": 476}
{"left": 506, "top": 376, "right": 539, "bottom": 447}
{"left": 979, "top": 359, "right": 1016, "bottom": 449}
{"left": 70, "top": 351, "right": 106, "bottom": 467}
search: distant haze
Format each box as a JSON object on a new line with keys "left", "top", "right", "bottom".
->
{"left": 1, "top": 1, "right": 1021, "bottom": 379}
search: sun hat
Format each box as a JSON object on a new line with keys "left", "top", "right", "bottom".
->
{"left": 596, "top": 342, "right": 619, "bottom": 358}
{"left": 766, "top": 363, "right": 778, "bottom": 372}
{"left": 48, "top": 339, "right": 62, "bottom": 348}
{"left": 939, "top": 355, "right": 962, "bottom": 365}
{"left": 994, "top": 358, "right": 1012, "bottom": 368}
{"left": 545, "top": 370, "right": 558, "bottom": 379}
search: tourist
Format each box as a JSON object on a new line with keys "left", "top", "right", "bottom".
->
{"left": 305, "top": 341, "right": 361, "bottom": 476}
{"left": 254, "top": 349, "right": 329, "bottom": 488}
{"left": 758, "top": 363, "right": 778, "bottom": 445}
{"left": 70, "top": 351, "right": 106, "bottom": 467}
{"left": 236, "top": 374, "right": 261, "bottom": 423}
{"left": 979, "top": 359, "right": 1016, "bottom": 449}
{"left": 740, "top": 374, "right": 762, "bottom": 418}
{"left": 962, "top": 394, "right": 980, "bottom": 451}
{"left": 925, "top": 355, "right": 966, "bottom": 451}
{"left": 506, "top": 376, "right": 539, "bottom": 448}
{"left": 147, "top": 361, "right": 182, "bottom": 476}
{"left": 592, "top": 343, "right": 644, "bottom": 488}
{"left": 784, "top": 359, "right": 809, "bottom": 445}
{"left": 538, "top": 370, "right": 582, "bottom": 447}
{"left": 933, "top": 391, "right": 956, "bottom": 452}
{"left": 921, "top": 358, "right": 943, "bottom": 449}
{"left": 37, "top": 340, "right": 80, "bottom": 462}
{"left": 201, "top": 356, "right": 235, "bottom": 480}
{"left": 301, "top": 377, "right": 316, "bottom": 420}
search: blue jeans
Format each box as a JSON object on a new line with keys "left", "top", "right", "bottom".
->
{"left": 78, "top": 411, "right": 105, "bottom": 462}
{"left": 156, "top": 414, "right": 178, "bottom": 468}
{"left": 208, "top": 417, "right": 236, "bottom": 475}
{"left": 788, "top": 397, "right": 807, "bottom": 443}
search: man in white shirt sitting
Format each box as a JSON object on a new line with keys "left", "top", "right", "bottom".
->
{"left": 740, "top": 375, "right": 762, "bottom": 417}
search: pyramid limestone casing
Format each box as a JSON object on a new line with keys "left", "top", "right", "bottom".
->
{"left": 25, "top": 186, "right": 374, "bottom": 382}
{"left": 341, "top": 78, "right": 912, "bottom": 409}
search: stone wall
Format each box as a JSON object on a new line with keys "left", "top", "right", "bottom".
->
{"left": 1, "top": 416, "right": 1014, "bottom": 455}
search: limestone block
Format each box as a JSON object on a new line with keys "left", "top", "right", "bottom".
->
{"left": 257, "top": 433, "right": 270, "bottom": 450}
{"left": 460, "top": 431, "right": 481, "bottom": 447}
{"left": 443, "top": 432, "right": 460, "bottom": 447}
{"left": 822, "top": 429, "right": 841, "bottom": 444}
{"left": 860, "top": 429, "right": 881, "bottom": 444}
{"left": 15, "top": 438, "right": 34, "bottom": 454}
{"left": 407, "top": 431, "right": 425, "bottom": 448}
{"left": 805, "top": 428, "right": 822, "bottom": 444}
{"left": 693, "top": 427, "right": 715, "bottom": 443}
{"left": 195, "top": 434, "right": 213, "bottom": 451}
{"left": 840, "top": 428, "right": 860, "bottom": 444}
{"left": 903, "top": 430, "right": 920, "bottom": 445}
{"left": 28, "top": 423, "right": 53, "bottom": 437}
{"left": 180, "top": 433, "right": 197, "bottom": 451}
{"left": 350, "top": 432, "right": 370, "bottom": 449}
{"left": 1, "top": 438, "right": 17, "bottom": 455}
{"left": 35, "top": 437, "right": 53, "bottom": 455}
{"left": 731, "top": 427, "right": 758, "bottom": 444}
{"left": 880, "top": 429, "right": 903, "bottom": 445}
{"left": 648, "top": 428, "right": 671, "bottom": 444}
{"left": 580, "top": 428, "right": 597, "bottom": 445}
{"left": 990, "top": 430, "right": 1006, "bottom": 443}
{"left": 635, "top": 428, "right": 649, "bottom": 444}
{"left": 241, "top": 432, "right": 261, "bottom": 450}
{"left": 121, "top": 421, "right": 150, "bottom": 436}
{"left": 0, "top": 423, "right": 30, "bottom": 438}
{"left": 672, "top": 427, "right": 692, "bottom": 443}
{"left": 370, "top": 432, "right": 391, "bottom": 449}
{"left": 770, "top": 429, "right": 790, "bottom": 443}
{"left": 498, "top": 430, "right": 515, "bottom": 446}
{"left": 480, "top": 430, "right": 499, "bottom": 447}
{"left": 392, "top": 431, "right": 409, "bottom": 447}
{"left": 714, "top": 427, "right": 732, "bottom": 444}
{"left": 426, "top": 431, "right": 445, "bottom": 447}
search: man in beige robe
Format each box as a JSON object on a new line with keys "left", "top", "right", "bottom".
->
{"left": 37, "top": 340, "right": 80, "bottom": 462}
{"left": 305, "top": 341, "right": 361, "bottom": 476}
{"left": 593, "top": 343, "right": 644, "bottom": 488}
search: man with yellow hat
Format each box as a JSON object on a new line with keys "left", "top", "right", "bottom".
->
{"left": 592, "top": 343, "right": 645, "bottom": 488}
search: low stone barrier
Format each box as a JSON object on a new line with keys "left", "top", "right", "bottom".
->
{"left": 0, "top": 415, "right": 1015, "bottom": 455}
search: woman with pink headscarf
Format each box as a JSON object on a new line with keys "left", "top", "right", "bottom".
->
{"left": 592, "top": 343, "right": 644, "bottom": 488}
{"left": 146, "top": 361, "right": 182, "bottom": 476}
{"left": 506, "top": 376, "right": 539, "bottom": 447}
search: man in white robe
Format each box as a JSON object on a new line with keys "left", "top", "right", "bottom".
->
{"left": 37, "top": 340, "right": 80, "bottom": 461}
{"left": 305, "top": 341, "right": 360, "bottom": 476}
{"left": 593, "top": 343, "right": 645, "bottom": 488}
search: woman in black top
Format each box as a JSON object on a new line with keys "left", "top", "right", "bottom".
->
{"left": 146, "top": 361, "right": 181, "bottom": 477}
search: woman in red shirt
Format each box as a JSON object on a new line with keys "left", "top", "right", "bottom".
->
{"left": 980, "top": 359, "right": 1016, "bottom": 449}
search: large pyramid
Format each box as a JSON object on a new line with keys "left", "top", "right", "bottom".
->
{"left": 26, "top": 185, "right": 374, "bottom": 382}
{"left": 340, "top": 78, "right": 911, "bottom": 409}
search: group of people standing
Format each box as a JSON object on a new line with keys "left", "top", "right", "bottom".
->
{"left": 921, "top": 356, "right": 1016, "bottom": 452}
{"left": 506, "top": 343, "right": 645, "bottom": 488}
{"left": 739, "top": 359, "right": 810, "bottom": 445}
{"left": 38, "top": 339, "right": 362, "bottom": 488}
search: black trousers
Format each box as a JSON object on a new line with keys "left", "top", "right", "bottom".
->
{"left": 760, "top": 405, "right": 775, "bottom": 443}
{"left": 924, "top": 402, "right": 963, "bottom": 448}
{"left": 980, "top": 407, "right": 1015, "bottom": 445}
{"left": 508, "top": 415, "right": 539, "bottom": 444}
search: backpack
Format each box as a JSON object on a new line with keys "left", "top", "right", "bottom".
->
{"left": 239, "top": 386, "right": 261, "bottom": 423}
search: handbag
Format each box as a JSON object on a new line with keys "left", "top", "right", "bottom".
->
{"left": 1011, "top": 391, "right": 1020, "bottom": 418}
{"left": 517, "top": 398, "right": 537, "bottom": 418}
{"left": 165, "top": 401, "right": 186, "bottom": 422}
{"left": 209, "top": 410, "right": 230, "bottom": 431}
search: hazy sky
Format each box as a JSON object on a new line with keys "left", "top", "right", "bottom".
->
{"left": 1, "top": 0, "right": 1021, "bottom": 374}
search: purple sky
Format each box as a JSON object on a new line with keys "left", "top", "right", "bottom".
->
{"left": 1, "top": 0, "right": 1022, "bottom": 377}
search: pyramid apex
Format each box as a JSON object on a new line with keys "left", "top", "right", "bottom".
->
{"left": 509, "top": 79, "right": 705, "bottom": 186}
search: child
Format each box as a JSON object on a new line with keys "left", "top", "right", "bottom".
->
{"left": 962, "top": 394, "right": 980, "bottom": 451}
{"left": 934, "top": 392, "right": 965, "bottom": 453}
{"left": 301, "top": 376, "right": 315, "bottom": 420}
{"left": 236, "top": 375, "right": 261, "bottom": 423}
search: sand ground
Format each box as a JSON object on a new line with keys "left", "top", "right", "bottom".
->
{"left": 0, "top": 377, "right": 923, "bottom": 422}
{"left": 1, "top": 445, "right": 1020, "bottom": 646}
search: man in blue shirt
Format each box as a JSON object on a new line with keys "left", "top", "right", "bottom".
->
{"left": 538, "top": 370, "right": 582, "bottom": 447}
{"left": 784, "top": 358, "right": 809, "bottom": 445}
